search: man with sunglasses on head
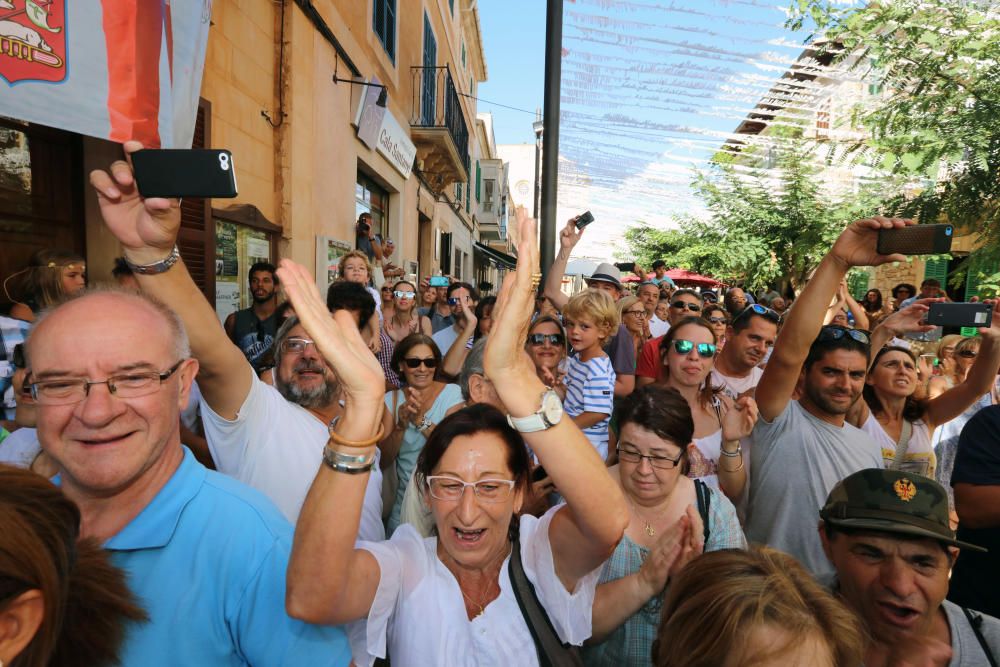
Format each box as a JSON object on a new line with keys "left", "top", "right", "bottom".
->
{"left": 636, "top": 289, "right": 704, "bottom": 387}
{"left": 430, "top": 281, "right": 478, "bottom": 360}
{"left": 711, "top": 304, "right": 780, "bottom": 400}
{"left": 747, "top": 217, "right": 915, "bottom": 579}
{"left": 89, "top": 145, "right": 384, "bottom": 542}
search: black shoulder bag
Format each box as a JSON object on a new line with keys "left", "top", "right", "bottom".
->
{"left": 963, "top": 607, "right": 999, "bottom": 667}
{"left": 508, "top": 537, "right": 584, "bottom": 667}
{"left": 694, "top": 478, "right": 712, "bottom": 543}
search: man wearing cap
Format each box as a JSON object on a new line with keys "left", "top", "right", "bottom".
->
{"left": 819, "top": 469, "right": 1000, "bottom": 666}
{"left": 543, "top": 218, "right": 635, "bottom": 397}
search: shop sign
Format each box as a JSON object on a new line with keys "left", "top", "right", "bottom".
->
{"left": 353, "top": 76, "right": 386, "bottom": 149}
{"left": 376, "top": 111, "right": 416, "bottom": 179}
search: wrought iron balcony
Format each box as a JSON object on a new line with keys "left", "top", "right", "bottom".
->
{"left": 410, "top": 65, "right": 470, "bottom": 191}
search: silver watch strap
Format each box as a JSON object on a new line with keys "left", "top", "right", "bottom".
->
{"left": 125, "top": 245, "right": 181, "bottom": 275}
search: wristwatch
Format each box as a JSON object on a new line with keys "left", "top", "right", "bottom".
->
{"left": 124, "top": 245, "right": 181, "bottom": 275}
{"left": 507, "top": 389, "right": 564, "bottom": 433}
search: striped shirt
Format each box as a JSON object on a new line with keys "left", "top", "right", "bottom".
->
{"left": 564, "top": 354, "right": 616, "bottom": 459}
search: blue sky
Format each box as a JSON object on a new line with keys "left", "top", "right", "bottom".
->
{"left": 478, "top": 0, "right": 818, "bottom": 259}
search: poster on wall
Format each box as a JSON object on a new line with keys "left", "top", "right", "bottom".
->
{"left": 0, "top": 0, "right": 212, "bottom": 148}
{"left": 214, "top": 219, "right": 272, "bottom": 323}
{"left": 315, "top": 236, "right": 351, "bottom": 290}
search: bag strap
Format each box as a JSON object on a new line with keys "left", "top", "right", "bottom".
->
{"left": 890, "top": 420, "right": 914, "bottom": 470}
{"left": 508, "top": 537, "right": 583, "bottom": 667}
{"left": 694, "top": 479, "right": 712, "bottom": 544}
{"left": 963, "top": 606, "right": 999, "bottom": 667}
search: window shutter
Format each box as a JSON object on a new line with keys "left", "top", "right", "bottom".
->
{"left": 961, "top": 256, "right": 996, "bottom": 336}
{"left": 475, "top": 161, "right": 481, "bottom": 201}
{"left": 923, "top": 257, "right": 949, "bottom": 285}
{"left": 176, "top": 100, "right": 215, "bottom": 301}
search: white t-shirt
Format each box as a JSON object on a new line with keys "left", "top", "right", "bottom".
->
{"left": 432, "top": 325, "right": 472, "bottom": 356}
{"left": 710, "top": 367, "right": 764, "bottom": 400}
{"left": 649, "top": 315, "right": 670, "bottom": 339}
{"left": 200, "top": 368, "right": 384, "bottom": 541}
{"left": 348, "top": 505, "right": 601, "bottom": 667}
{"left": 862, "top": 414, "right": 936, "bottom": 478}
{"left": 0, "top": 427, "right": 39, "bottom": 469}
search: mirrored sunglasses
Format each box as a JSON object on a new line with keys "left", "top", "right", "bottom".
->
{"left": 672, "top": 339, "right": 716, "bottom": 358}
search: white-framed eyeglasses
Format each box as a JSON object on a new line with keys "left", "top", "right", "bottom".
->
{"left": 425, "top": 475, "right": 516, "bottom": 503}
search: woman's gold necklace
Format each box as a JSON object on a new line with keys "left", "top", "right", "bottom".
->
{"left": 458, "top": 548, "right": 509, "bottom": 618}
{"left": 629, "top": 497, "right": 664, "bottom": 538}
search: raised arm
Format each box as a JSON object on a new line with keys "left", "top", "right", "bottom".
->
{"left": 842, "top": 285, "right": 869, "bottom": 331}
{"left": 441, "top": 299, "right": 477, "bottom": 378}
{"left": 486, "top": 208, "right": 627, "bottom": 591}
{"left": 755, "top": 218, "right": 911, "bottom": 421}
{"left": 542, "top": 217, "right": 586, "bottom": 311}
{"left": 924, "top": 300, "right": 1000, "bottom": 429}
{"left": 89, "top": 142, "right": 252, "bottom": 419}
{"left": 282, "top": 259, "right": 386, "bottom": 626}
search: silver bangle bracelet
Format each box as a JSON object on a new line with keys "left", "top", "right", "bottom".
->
{"left": 323, "top": 446, "right": 376, "bottom": 473}
{"left": 124, "top": 245, "right": 181, "bottom": 275}
{"left": 719, "top": 443, "right": 742, "bottom": 458}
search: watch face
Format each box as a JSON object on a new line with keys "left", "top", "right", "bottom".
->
{"left": 542, "top": 390, "right": 564, "bottom": 423}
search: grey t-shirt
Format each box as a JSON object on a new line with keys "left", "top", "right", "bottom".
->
{"left": 747, "top": 400, "right": 882, "bottom": 578}
{"left": 943, "top": 600, "right": 1000, "bottom": 666}
{"left": 604, "top": 324, "right": 636, "bottom": 377}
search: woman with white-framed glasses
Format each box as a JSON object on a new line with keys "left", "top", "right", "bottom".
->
{"left": 653, "top": 317, "right": 757, "bottom": 502}
{"left": 283, "top": 209, "right": 628, "bottom": 666}
{"left": 584, "top": 385, "right": 746, "bottom": 667}
{"left": 384, "top": 280, "right": 432, "bottom": 343}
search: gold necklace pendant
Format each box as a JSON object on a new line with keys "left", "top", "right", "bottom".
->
{"left": 644, "top": 521, "right": 656, "bottom": 538}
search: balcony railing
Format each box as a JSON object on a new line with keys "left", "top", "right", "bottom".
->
{"left": 410, "top": 65, "right": 470, "bottom": 170}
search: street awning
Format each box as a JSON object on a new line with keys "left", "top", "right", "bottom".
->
{"left": 474, "top": 241, "right": 517, "bottom": 269}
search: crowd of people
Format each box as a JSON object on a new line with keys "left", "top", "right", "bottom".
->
{"left": 2, "top": 141, "right": 1000, "bottom": 666}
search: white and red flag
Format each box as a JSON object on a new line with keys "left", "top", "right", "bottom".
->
{"left": 0, "top": 0, "right": 212, "bottom": 147}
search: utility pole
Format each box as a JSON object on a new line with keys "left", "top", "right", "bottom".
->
{"left": 539, "top": 0, "right": 562, "bottom": 276}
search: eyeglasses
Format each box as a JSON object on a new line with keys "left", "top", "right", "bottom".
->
{"left": 957, "top": 350, "right": 978, "bottom": 359}
{"left": 31, "top": 359, "right": 186, "bottom": 406}
{"left": 817, "top": 325, "right": 872, "bottom": 347}
{"left": 426, "top": 475, "right": 516, "bottom": 503}
{"left": 616, "top": 445, "right": 684, "bottom": 470}
{"left": 394, "top": 290, "right": 415, "bottom": 299}
{"left": 403, "top": 357, "right": 438, "bottom": 369}
{"left": 529, "top": 333, "right": 564, "bottom": 346}
{"left": 707, "top": 316, "right": 728, "bottom": 325}
{"left": 282, "top": 337, "right": 317, "bottom": 355}
{"left": 733, "top": 303, "right": 781, "bottom": 326}
{"left": 671, "top": 339, "right": 716, "bottom": 358}
{"left": 671, "top": 301, "right": 701, "bottom": 312}
{"left": 624, "top": 309, "right": 646, "bottom": 318}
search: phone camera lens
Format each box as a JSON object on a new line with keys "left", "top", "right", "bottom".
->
{"left": 218, "top": 153, "right": 230, "bottom": 171}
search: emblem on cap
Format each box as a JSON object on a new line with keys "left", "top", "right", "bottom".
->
{"left": 894, "top": 478, "right": 917, "bottom": 502}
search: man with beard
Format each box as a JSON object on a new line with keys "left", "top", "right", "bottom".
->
{"left": 93, "top": 143, "right": 383, "bottom": 540}
{"left": 224, "top": 262, "right": 281, "bottom": 372}
{"left": 711, "top": 304, "right": 780, "bottom": 399}
{"left": 747, "top": 217, "right": 914, "bottom": 578}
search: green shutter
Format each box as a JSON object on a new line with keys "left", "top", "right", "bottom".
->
{"left": 923, "top": 257, "right": 949, "bottom": 285}
{"left": 466, "top": 180, "right": 470, "bottom": 213}
{"left": 475, "top": 161, "right": 481, "bottom": 201}
{"left": 846, "top": 270, "right": 870, "bottom": 301}
{"left": 961, "top": 256, "right": 998, "bottom": 336}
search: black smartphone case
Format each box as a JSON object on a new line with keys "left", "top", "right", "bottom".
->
{"left": 876, "top": 224, "right": 953, "bottom": 255}
{"left": 926, "top": 302, "right": 992, "bottom": 328}
{"left": 131, "top": 149, "right": 239, "bottom": 198}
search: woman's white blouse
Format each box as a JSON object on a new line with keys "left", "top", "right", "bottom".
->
{"left": 348, "top": 505, "right": 601, "bottom": 667}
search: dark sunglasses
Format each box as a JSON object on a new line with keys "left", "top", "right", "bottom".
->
{"left": 529, "top": 333, "right": 564, "bottom": 346}
{"left": 672, "top": 339, "right": 716, "bottom": 358}
{"left": 403, "top": 357, "right": 438, "bottom": 369}
{"left": 817, "top": 325, "right": 872, "bottom": 346}
{"left": 733, "top": 303, "right": 781, "bottom": 325}
{"left": 957, "top": 350, "right": 978, "bottom": 359}
{"left": 671, "top": 301, "right": 701, "bottom": 312}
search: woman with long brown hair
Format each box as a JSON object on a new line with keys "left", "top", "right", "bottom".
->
{"left": 6, "top": 250, "right": 87, "bottom": 322}
{"left": 0, "top": 464, "right": 146, "bottom": 667}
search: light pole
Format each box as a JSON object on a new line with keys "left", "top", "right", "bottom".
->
{"left": 532, "top": 112, "right": 543, "bottom": 221}
{"left": 539, "top": 0, "right": 562, "bottom": 277}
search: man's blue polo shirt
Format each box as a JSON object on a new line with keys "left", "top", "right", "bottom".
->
{"left": 104, "top": 448, "right": 351, "bottom": 666}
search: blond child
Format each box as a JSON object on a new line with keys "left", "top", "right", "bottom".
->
{"left": 563, "top": 289, "right": 619, "bottom": 460}
{"left": 338, "top": 251, "right": 382, "bottom": 353}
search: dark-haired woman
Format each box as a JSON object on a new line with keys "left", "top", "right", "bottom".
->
{"left": 0, "top": 464, "right": 146, "bottom": 667}
{"left": 861, "top": 288, "right": 891, "bottom": 327}
{"left": 849, "top": 300, "right": 1000, "bottom": 477}
{"left": 654, "top": 317, "right": 757, "bottom": 501}
{"left": 282, "top": 210, "right": 628, "bottom": 666}
{"left": 379, "top": 333, "right": 463, "bottom": 534}
{"left": 584, "top": 386, "right": 746, "bottom": 667}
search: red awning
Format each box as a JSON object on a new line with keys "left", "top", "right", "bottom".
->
{"left": 663, "top": 269, "right": 724, "bottom": 288}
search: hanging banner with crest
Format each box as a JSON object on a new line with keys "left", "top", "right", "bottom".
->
{"left": 0, "top": 0, "right": 212, "bottom": 147}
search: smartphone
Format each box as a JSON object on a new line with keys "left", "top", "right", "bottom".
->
{"left": 575, "top": 211, "right": 595, "bottom": 230}
{"left": 429, "top": 276, "right": 450, "bottom": 288}
{"left": 131, "top": 149, "right": 239, "bottom": 198}
{"left": 876, "top": 224, "right": 953, "bottom": 255}
{"left": 615, "top": 262, "right": 636, "bottom": 273}
{"left": 925, "top": 302, "right": 992, "bottom": 328}
{"left": 531, "top": 466, "right": 548, "bottom": 483}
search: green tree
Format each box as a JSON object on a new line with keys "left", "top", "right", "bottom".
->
{"left": 624, "top": 138, "right": 880, "bottom": 291}
{"left": 790, "top": 0, "right": 1000, "bottom": 277}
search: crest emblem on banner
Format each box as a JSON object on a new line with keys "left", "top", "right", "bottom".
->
{"left": 0, "top": 0, "right": 66, "bottom": 85}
